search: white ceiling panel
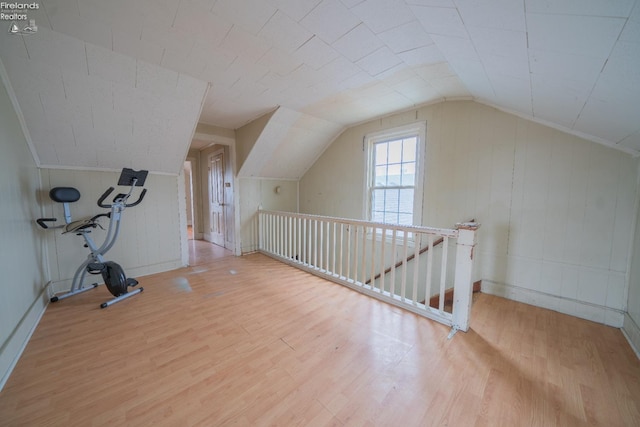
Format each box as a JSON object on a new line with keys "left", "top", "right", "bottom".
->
{"left": 293, "top": 36, "right": 341, "bottom": 70}
{"left": 173, "top": 3, "right": 232, "bottom": 46}
{"left": 1, "top": 0, "right": 639, "bottom": 179}
{"left": 350, "top": 0, "right": 415, "bottom": 34}
{"left": 410, "top": 5, "right": 468, "bottom": 38}
{"left": 619, "top": 130, "right": 640, "bottom": 152}
{"left": 574, "top": 97, "right": 640, "bottom": 144}
{"left": 301, "top": 0, "right": 361, "bottom": 44}
{"left": 211, "top": 0, "right": 277, "bottom": 35}
{"left": 429, "top": 34, "right": 479, "bottom": 62}
{"left": 397, "top": 45, "right": 445, "bottom": 65}
{"left": 456, "top": 0, "right": 525, "bottom": 31}
{"left": 218, "top": 26, "right": 271, "bottom": 63}
{"left": 356, "top": 46, "right": 403, "bottom": 76}
{"left": 85, "top": 44, "right": 136, "bottom": 87}
{"left": 377, "top": 20, "right": 435, "bottom": 54}
{"left": 528, "top": 49, "right": 605, "bottom": 85}
{"left": 530, "top": 75, "right": 588, "bottom": 127}
{"left": 271, "top": 0, "right": 322, "bottom": 21}
{"left": 524, "top": 0, "right": 635, "bottom": 17}
{"left": 259, "top": 10, "right": 313, "bottom": 53}
{"left": 331, "top": 23, "right": 384, "bottom": 61}
{"left": 526, "top": 14, "right": 626, "bottom": 58}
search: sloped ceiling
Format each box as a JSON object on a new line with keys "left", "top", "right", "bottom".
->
{"left": 238, "top": 107, "right": 344, "bottom": 179}
{"left": 0, "top": 0, "right": 639, "bottom": 177}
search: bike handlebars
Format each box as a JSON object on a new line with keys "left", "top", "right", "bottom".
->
{"left": 97, "top": 187, "right": 147, "bottom": 208}
{"left": 37, "top": 218, "right": 57, "bottom": 229}
{"left": 97, "top": 187, "right": 114, "bottom": 208}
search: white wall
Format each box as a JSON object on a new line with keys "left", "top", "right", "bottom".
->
{"left": 40, "top": 169, "right": 185, "bottom": 294}
{"left": 0, "top": 69, "right": 48, "bottom": 390}
{"left": 624, "top": 167, "right": 640, "bottom": 355}
{"left": 300, "top": 101, "right": 638, "bottom": 327}
{"left": 239, "top": 178, "right": 298, "bottom": 254}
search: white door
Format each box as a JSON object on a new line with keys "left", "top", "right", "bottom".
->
{"left": 209, "top": 151, "right": 225, "bottom": 247}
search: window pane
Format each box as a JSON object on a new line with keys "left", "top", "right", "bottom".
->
{"left": 398, "top": 189, "right": 413, "bottom": 214}
{"left": 375, "top": 143, "right": 387, "bottom": 166}
{"left": 385, "top": 210, "right": 399, "bottom": 224}
{"left": 403, "top": 137, "right": 416, "bottom": 162}
{"left": 369, "top": 129, "right": 420, "bottom": 226}
{"left": 401, "top": 162, "right": 415, "bottom": 186}
{"left": 373, "top": 189, "right": 385, "bottom": 211}
{"left": 388, "top": 140, "right": 402, "bottom": 164}
{"left": 387, "top": 164, "right": 401, "bottom": 186}
{"left": 384, "top": 189, "right": 399, "bottom": 213}
{"left": 398, "top": 213, "right": 413, "bottom": 225}
{"left": 375, "top": 165, "right": 387, "bottom": 186}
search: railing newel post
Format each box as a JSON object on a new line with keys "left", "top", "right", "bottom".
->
{"left": 451, "top": 223, "right": 480, "bottom": 332}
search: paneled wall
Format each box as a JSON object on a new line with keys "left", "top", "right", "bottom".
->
{"left": 239, "top": 178, "right": 298, "bottom": 254}
{"left": 0, "top": 70, "right": 48, "bottom": 389}
{"left": 40, "top": 169, "right": 184, "bottom": 294}
{"left": 625, "top": 180, "right": 640, "bottom": 355}
{"left": 300, "top": 101, "right": 638, "bottom": 327}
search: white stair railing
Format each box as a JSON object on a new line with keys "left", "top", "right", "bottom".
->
{"left": 257, "top": 210, "right": 479, "bottom": 332}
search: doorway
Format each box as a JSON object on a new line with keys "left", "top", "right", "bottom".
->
{"left": 207, "top": 149, "right": 226, "bottom": 247}
{"left": 184, "top": 160, "right": 195, "bottom": 240}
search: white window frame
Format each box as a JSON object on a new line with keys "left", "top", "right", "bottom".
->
{"left": 364, "top": 122, "right": 426, "bottom": 233}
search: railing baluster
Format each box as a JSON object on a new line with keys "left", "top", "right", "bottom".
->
{"left": 288, "top": 216, "right": 292, "bottom": 259}
{"left": 318, "top": 220, "right": 323, "bottom": 271}
{"left": 425, "top": 234, "right": 434, "bottom": 307}
{"left": 412, "top": 233, "right": 421, "bottom": 305}
{"left": 439, "top": 237, "right": 449, "bottom": 312}
{"left": 346, "top": 224, "right": 352, "bottom": 281}
{"left": 379, "top": 227, "right": 386, "bottom": 293}
{"left": 360, "top": 225, "right": 367, "bottom": 287}
{"left": 370, "top": 226, "right": 376, "bottom": 290}
{"left": 324, "top": 221, "right": 328, "bottom": 272}
{"left": 338, "top": 223, "right": 344, "bottom": 278}
{"left": 256, "top": 210, "right": 478, "bottom": 331}
{"left": 401, "top": 230, "right": 409, "bottom": 302}
{"left": 307, "top": 218, "right": 312, "bottom": 266}
{"left": 390, "top": 228, "right": 397, "bottom": 297}
{"left": 352, "top": 226, "right": 358, "bottom": 284}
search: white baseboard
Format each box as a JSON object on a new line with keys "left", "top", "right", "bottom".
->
{"left": 0, "top": 287, "right": 49, "bottom": 392}
{"left": 622, "top": 313, "right": 640, "bottom": 360}
{"left": 481, "top": 280, "right": 624, "bottom": 327}
{"left": 49, "top": 259, "right": 185, "bottom": 295}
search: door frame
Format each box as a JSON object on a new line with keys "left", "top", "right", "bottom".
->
{"left": 187, "top": 131, "right": 240, "bottom": 256}
{"left": 206, "top": 148, "right": 226, "bottom": 247}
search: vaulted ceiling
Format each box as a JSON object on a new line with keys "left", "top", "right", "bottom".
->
{"left": 0, "top": 0, "right": 639, "bottom": 177}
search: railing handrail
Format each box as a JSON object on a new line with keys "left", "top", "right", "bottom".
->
{"left": 257, "top": 209, "right": 479, "bottom": 332}
{"left": 365, "top": 218, "right": 476, "bottom": 284}
{"left": 258, "top": 209, "right": 460, "bottom": 238}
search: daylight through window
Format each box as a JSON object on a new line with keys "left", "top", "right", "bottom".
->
{"left": 368, "top": 123, "right": 425, "bottom": 227}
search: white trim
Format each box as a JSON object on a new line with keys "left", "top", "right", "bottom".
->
{"left": 38, "top": 164, "right": 180, "bottom": 176}
{"left": 49, "top": 259, "right": 184, "bottom": 295}
{"left": 177, "top": 169, "right": 189, "bottom": 266}
{"left": 0, "top": 287, "right": 49, "bottom": 392}
{"left": 482, "top": 280, "right": 625, "bottom": 327}
{"left": 364, "top": 121, "right": 427, "bottom": 226}
{"left": 475, "top": 98, "right": 639, "bottom": 158}
{"left": 622, "top": 312, "right": 640, "bottom": 360}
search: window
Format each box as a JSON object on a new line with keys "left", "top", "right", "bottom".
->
{"left": 367, "top": 123, "right": 425, "bottom": 226}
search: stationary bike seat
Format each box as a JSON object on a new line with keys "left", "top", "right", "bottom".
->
{"left": 49, "top": 187, "right": 80, "bottom": 203}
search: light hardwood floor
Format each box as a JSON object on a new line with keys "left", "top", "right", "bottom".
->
{"left": 1, "top": 240, "right": 639, "bottom": 426}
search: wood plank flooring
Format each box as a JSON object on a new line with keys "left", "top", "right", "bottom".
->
{"left": 1, "top": 240, "right": 640, "bottom": 426}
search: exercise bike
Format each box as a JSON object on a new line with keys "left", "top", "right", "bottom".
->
{"left": 37, "top": 168, "right": 148, "bottom": 309}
